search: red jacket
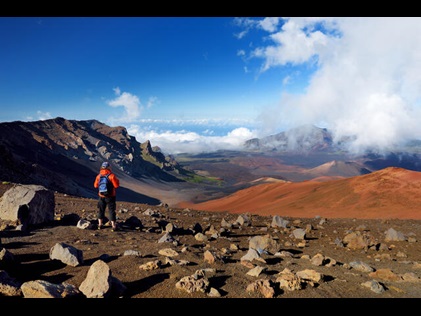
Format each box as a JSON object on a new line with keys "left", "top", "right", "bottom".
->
{"left": 94, "top": 169, "right": 120, "bottom": 197}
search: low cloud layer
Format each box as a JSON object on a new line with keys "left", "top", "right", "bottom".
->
{"left": 127, "top": 122, "right": 257, "bottom": 155}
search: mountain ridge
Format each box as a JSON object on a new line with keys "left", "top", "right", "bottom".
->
{"left": 0, "top": 117, "right": 197, "bottom": 204}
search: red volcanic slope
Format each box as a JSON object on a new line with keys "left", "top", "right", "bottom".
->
{"left": 178, "top": 167, "right": 421, "bottom": 219}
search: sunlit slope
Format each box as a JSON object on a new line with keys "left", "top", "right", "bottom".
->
{"left": 179, "top": 167, "right": 421, "bottom": 219}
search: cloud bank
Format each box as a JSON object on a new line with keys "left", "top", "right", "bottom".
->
{"left": 127, "top": 121, "right": 257, "bottom": 155}
{"left": 239, "top": 17, "right": 421, "bottom": 154}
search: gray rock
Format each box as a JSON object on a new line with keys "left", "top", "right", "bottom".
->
{"left": 21, "top": 280, "right": 81, "bottom": 298}
{"left": 249, "top": 234, "right": 279, "bottom": 255}
{"left": 0, "top": 184, "right": 54, "bottom": 229}
{"left": 271, "top": 215, "right": 289, "bottom": 228}
{"left": 49, "top": 242, "right": 83, "bottom": 267}
{"left": 292, "top": 228, "right": 306, "bottom": 240}
{"left": 385, "top": 227, "right": 406, "bottom": 241}
{"left": 79, "top": 259, "right": 126, "bottom": 298}
{"left": 349, "top": 260, "right": 374, "bottom": 273}
{"left": 77, "top": 219, "right": 93, "bottom": 229}
{"left": 361, "top": 280, "right": 385, "bottom": 294}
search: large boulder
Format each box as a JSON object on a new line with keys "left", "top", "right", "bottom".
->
{"left": 0, "top": 184, "right": 55, "bottom": 228}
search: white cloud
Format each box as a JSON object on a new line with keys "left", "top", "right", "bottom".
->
{"left": 259, "top": 17, "right": 280, "bottom": 32}
{"left": 113, "top": 87, "right": 121, "bottom": 95}
{"left": 233, "top": 17, "right": 258, "bottom": 39}
{"left": 234, "top": 30, "right": 248, "bottom": 40}
{"left": 239, "top": 17, "right": 421, "bottom": 154}
{"left": 136, "top": 117, "right": 253, "bottom": 127}
{"left": 282, "top": 75, "right": 291, "bottom": 85}
{"left": 146, "top": 96, "right": 158, "bottom": 108}
{"left": 36, "top": 111, "right": 52, "bottom": 121}
{"left": 107, "top": 87, "right": 142, "bottom": 122}
{"left": 106, "top": 88, "right": 159, "bottom": 123}
{"left": 252, "top": 18, "right": 332, "bottom": 72}
{"left": 127, "top": 124, "right": 257, "bottom": 155}
{"left": 237, "top": 49, "right": 246, "bottom": 57}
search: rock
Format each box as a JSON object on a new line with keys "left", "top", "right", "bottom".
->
{"left": 0, "top": 184, "right": 54, "bottom": 229}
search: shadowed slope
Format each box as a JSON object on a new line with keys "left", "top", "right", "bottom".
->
{"left": 178, "top": 167, "right": 421, "bottom": 219}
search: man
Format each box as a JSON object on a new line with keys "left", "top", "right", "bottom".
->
{"left": 94, "top": 161, "right": 120, "bottom": 231}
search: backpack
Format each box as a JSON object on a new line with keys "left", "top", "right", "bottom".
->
{"left": 98, "top": 174, "right": 113, "bottom": 196}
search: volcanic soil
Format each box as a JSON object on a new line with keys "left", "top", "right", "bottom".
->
{"left": 0, "top": 181, "right": 420, "bottom": 309}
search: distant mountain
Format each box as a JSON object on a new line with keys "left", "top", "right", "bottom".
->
{"left": 179, "top": 167, "right": 421, "bottom": 219}
{"left": 0, "top": 117, "right": 195, "bottom": 202}
{"left": 304, "top": 160, "right": 371, "bottom": 178}
{"left": 242, "top": 124, "right": 421, "bottom": 174}
{"left": 244, "top": 125, "right": 339, "bottom": 153}
{"left": 243, "top": 124, "right": 421, "bottom": 156}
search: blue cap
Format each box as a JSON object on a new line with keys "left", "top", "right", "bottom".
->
{"left": 101, "top": 162, "right": 110, "bottom": 169}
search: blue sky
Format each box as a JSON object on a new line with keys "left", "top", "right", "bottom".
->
{"left": 2, "top": 17, "right": 421, "bottom": 154}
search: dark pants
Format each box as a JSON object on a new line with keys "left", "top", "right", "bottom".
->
{"left": 97, "top": 196, "right": 117, "bottom": 222}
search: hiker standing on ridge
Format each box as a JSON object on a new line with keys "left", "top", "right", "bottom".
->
{"left": 94, "top": 161, "right": 120, "bottom": 231}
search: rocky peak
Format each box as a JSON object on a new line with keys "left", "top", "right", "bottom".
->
{"left": 141, "top": 140, "right": 180, "bottom": 171}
